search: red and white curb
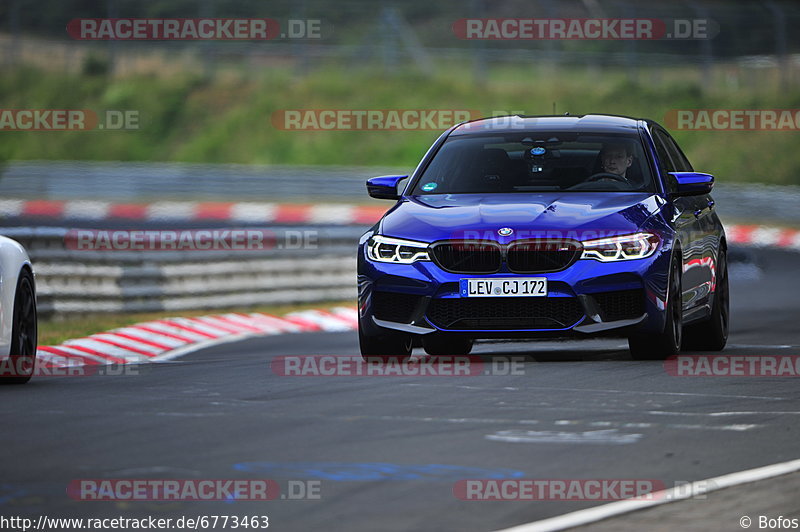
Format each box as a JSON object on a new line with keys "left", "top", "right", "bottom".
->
{"left": 35, "top": 307, "right": 358, "bottom": 370}
{"left": 0, "top": 200, "right": 387, "bottom": 225}
{"left": 727, "top": 224, "right": 800, "bottom": 250}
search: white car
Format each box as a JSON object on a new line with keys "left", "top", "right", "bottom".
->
{"left": 0, "top": 236, "right": 37, "bottom": 384}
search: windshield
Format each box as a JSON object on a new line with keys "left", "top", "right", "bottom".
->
{"left": 411, "top": 133, "right": 656, "bottom": 194}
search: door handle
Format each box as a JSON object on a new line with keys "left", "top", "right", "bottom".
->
{"left": 707, "top": 200, "right": 715, "bottom": 209}
{"left": 693, "top": 209, "right": 702, "bottom": 218}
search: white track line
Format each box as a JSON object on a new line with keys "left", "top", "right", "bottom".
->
{"left": 494, "top": 457, "right": 800, "bottom": 532}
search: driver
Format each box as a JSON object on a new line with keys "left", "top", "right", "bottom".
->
{"left": 599, "top": 142, "right": 633, "bottom": 178}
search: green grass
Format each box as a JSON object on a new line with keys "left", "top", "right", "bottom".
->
{"left": 3, "top": 63, "right": 800, "bottom": 185}
{"left": 38, "top": 300, "right": 356, "bottom": 346}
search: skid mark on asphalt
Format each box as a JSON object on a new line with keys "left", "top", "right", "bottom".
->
{"left": 725, "top": 344, "right": 795, "bottom": 348}
{"left": 170, "top": 406, "right": 762, "bottom": 435}
{"left": 400, "top": 382, "right": 788, "bottom": 401}
{"left": 369, "top": 414, "right": 761, "bottom": 432}
{"left": 486, "top": 429, "right": 642, "bottom": 444}
{"left": 559, "top": 419, "right": 759, "bottom": 431}
{"left": 371, "top": 415, "right": 541, "bottom": 425}
{"left": 647, "top": 410, "right": 800, "bottom": 417}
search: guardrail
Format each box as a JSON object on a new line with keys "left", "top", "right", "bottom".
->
{"left": 0, "top": 226, "right": 364, "bottom": 315}
{"left": 0, "top": 161, "right": 404, "bottom": 201}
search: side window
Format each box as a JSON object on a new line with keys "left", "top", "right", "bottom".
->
{"left": 658, "top": 130, "right": 692, "bottom": 172}
{"left": 652, "top": 130, "right": 677, "bottom": 193}
{"left": 661, "top": 131, "right": 693, "bottom": 172}
{"left": 652, "top": 131, "right": 675, "bottom": 173}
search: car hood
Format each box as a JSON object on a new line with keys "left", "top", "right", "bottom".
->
{"left": 378, "top": 193, "right": 665, "bottom": 242}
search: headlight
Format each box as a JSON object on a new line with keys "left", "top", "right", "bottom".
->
{"left": 580, "top": 233, "right": 660, "bottom": 262}
{"left": 367, "top": 235, "right": 430, "bottom": 264}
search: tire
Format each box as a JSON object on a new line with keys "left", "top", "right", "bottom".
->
{"left": 422, "top": 334, "right": 473, "bottom": 357}
{"left": 629, "top": 253, "right": 682, "bottom": 360}
{"left": 682, "top": 248, "right": 729, "bottom": 351}
{"left": 359, "top": 321, "right": 413, "bottom": 362}
{"left": 2, "top": 269, "right": 37, "bottom": 384}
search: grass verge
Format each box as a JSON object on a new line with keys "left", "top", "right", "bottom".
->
{"left": 3, "top": 63, "right": 800, "bottom": 185}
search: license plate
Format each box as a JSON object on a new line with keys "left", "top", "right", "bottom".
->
{"left": 460, "top": 278, "right": 548, "bottom": 297}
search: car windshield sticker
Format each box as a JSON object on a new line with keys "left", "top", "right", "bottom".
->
{"left": 421, "top": 182, "right": 438, "bottom": 192}
{"left": 531, "top": 147, "right": 546, "bottom": 156}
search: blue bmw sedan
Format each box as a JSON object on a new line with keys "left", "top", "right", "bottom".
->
{"left": 357, "top": 114, "right": 728, "bottom": 360}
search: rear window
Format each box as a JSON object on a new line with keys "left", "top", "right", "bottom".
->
{"left": 411, "top": 133, "right": 656, "bottom": 194}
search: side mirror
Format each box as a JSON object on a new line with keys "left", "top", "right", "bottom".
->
{"left": 366, "top": 175, "right": 408, "bottom": 200}
{"left": 669, "top": 172, "right": 714, "bottom": 197}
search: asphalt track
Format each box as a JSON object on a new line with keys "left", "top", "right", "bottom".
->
{"left": 1, "top": 247, "right": 799, "bottom": 531}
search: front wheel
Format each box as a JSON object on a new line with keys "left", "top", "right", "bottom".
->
{"left": 2, "top": 269, "right": 38, "bottom": 384}
{"left": 359, "top": 322, "right": 413, "bottom": 362}
{"left": 629, "top": 253, "right": 682, "bottom": 361}
{"left": 682, "top": 248, "right": 729, "bottom": 351}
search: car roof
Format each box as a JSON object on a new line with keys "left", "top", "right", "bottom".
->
{"left": 450, "top": 114, "right": 653, "bottom": 136}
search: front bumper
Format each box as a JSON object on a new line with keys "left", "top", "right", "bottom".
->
{"left": 357, "top": 244, "right": 671, "bottom": 339}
